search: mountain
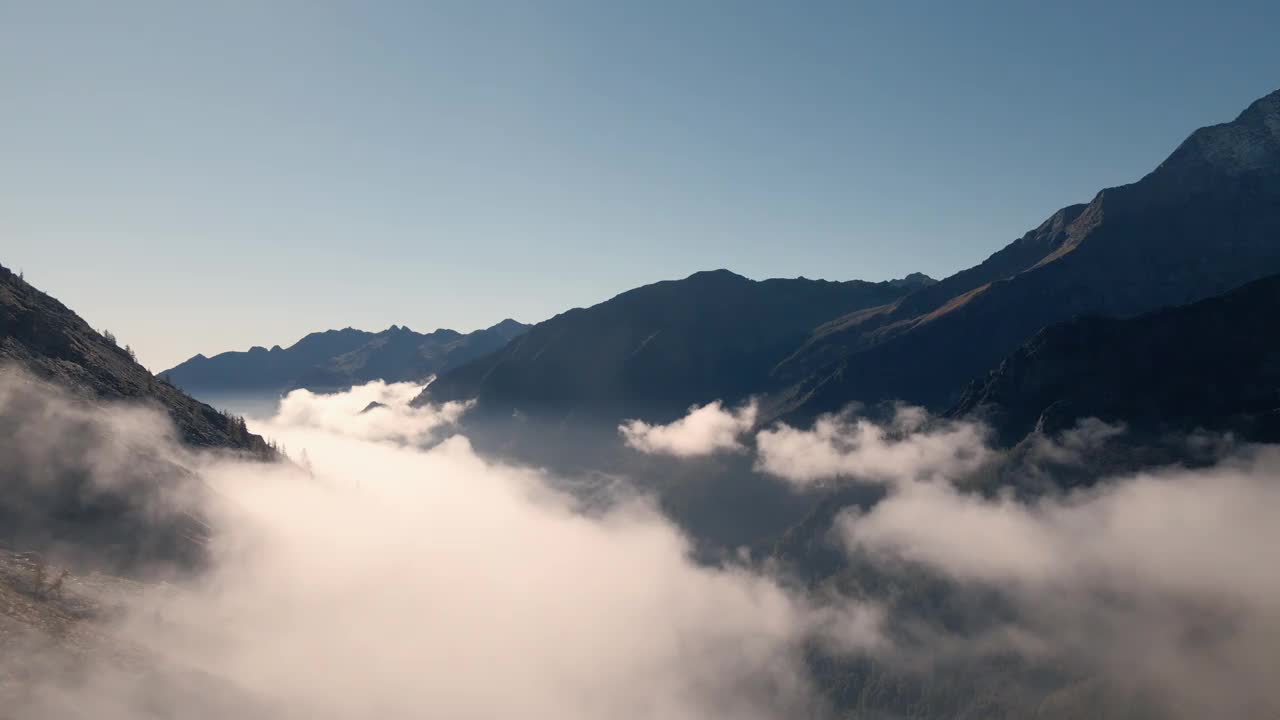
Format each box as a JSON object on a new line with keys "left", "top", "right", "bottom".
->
{"left": 162, "top": 318, "right": 529, "bottom": 396}
{"left": 418, "top": 269, "right": 935, "bottom": 421}
{"left": 0, "top": 262, "right": 275, "bottom": 571}
{"left": 950, "top": 272, "right": 1280, "bottom": 446}
{"left": 0, "top": 264, "right": 273, "bottom": 455}
{"left": 770, "top": 87, "right": 1280, "bottom": 420}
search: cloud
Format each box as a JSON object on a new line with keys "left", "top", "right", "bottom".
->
{"left": 818, "top": 421, "right": 1280, "bottom": 717}
{"left": 619, "top": 400, "right": 757, "bottom": 457}
{"left": 754, "top": 405, "right": 992, "bottom": 486}
{"left": 8, "top": 375, "right": 1279, "bottom": 719}
{"left": 265, "top": 380, "right": 471, "bottom": 444}
{"left": 0, "top": 375, "right": 881, "bottom": 720}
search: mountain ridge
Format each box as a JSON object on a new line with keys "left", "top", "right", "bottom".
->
{"left": 417, "top": 269, "right": 935, "bottom": 420}
{"left": 768, "top": 86, "right": 1280, "bottom": 421}
{"left": 163, "top": 317, "right": 529, "bottom": 396}
{"left": 949, "top": 272, "right": 1280, "bottom": 446}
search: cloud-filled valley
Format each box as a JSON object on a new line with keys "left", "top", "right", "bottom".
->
{"left": 2, "top": 373, "right": 885, "bottom": 720}
{"left": 4, "top": 80, "right": 1280, "bottom": 720}
{"left": 4, "top": 371, "right": 1279, "bottom": 719}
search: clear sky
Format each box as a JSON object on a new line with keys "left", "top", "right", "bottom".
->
{"left": 3, "top": 0, "right": 1278, "bottom": 370}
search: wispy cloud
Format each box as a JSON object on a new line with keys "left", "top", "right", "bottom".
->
{"left": 619, "top": 400, "right": 758, "bottom": 458}
{"left": 754, "top": 405, "right": 991, "bottom": 486}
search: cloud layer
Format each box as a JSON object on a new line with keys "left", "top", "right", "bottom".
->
{"left": 626, "top": 398, "right": 1280, "bottom": 716}
{"left": 1, "top": 377, "right": 878, "bottom": 720}
{"left": 6, "top": 374, "right": 1280, "bottom": 719}
{"left": 619, "top": 400, "right": 758, "bottom": 457}
{"left": 755, "top": 405, "right": 992, "bottom": 486}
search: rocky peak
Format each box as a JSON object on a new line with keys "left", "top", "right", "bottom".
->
{"left": 1145, "top": 87, "right": 1280, "bottom": 190}
{"left": 888, "top": 272, "right": 937, "bottom": 289}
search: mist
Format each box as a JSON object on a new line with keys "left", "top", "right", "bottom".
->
{"left": 6, "top": 372, "right": 1280, "bottom": 718}
{"left": 635, "top": 399, "right": 1280, "bottom": 717}
{"left": 0, "top": 373, "right": 880, "bottom": 720}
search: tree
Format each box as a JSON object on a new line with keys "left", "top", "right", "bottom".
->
{"left": 103, "top": 329, "right": 117, "bottom": 345}
{"left": 125, "top": 344, "right": 137, "bottom": 361}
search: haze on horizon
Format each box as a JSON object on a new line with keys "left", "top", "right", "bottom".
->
{"left": 3, "top": 0, "right": 1279, "bottom": 369}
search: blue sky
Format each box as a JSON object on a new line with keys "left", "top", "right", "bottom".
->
{"left": 3, "top": 0, "right": 1278, "bottom": 369}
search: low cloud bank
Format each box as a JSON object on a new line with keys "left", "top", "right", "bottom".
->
{"left": 1, "top": 377, "right": 879, "bottom": 720}
{"left": 619, "top": 400, "right": 757, "bottom": 457}
{"left": 755, "top": 406, "right": 992, "bottom": 486}
{"left": 631, "top": 398, "right": 1280, "bottom": 716}
{"left": 740, "top": 403, "right": 1280, "bottom": 717}
{"left": 268, "top": 380, "right": 471, "bottom": 444}
{"left": 7, "top": 375, "right": 1279, "bottom": 719}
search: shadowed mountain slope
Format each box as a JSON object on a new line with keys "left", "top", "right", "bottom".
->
{"left": 1, "top": 262, "right": 279, "bottom": 571}
{"left": 163, "top": 318, "right": 528, "bottom": 395}
{"left": 418, "top": 269, "right": 934, "bottom": 421}
{"left": 1, "top": 264, "right": 272, "bottom": 455}
{"left": 950, "top": 272, "right": 1280, "bottom": 446}
{"left": 771, "top": 87, "right": 1280, "bottom": 420}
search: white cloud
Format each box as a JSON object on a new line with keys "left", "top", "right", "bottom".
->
{"left": 834, "top": 440, "right": 1280, "bottom": 718}
{"left": 1, "top": 377, "right": 881, "bottom": 720}
{"left": 263, "top": 380, "right": 470, "bottom": 445}
{"left": 619, "top": 400, "right": 757, "bottom": 457}
{"left": 754, "top": 406, "right": 991, "bottom": 486}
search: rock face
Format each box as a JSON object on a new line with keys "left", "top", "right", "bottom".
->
{"left": 162, "top": 318, "right": 528, "bottom": 396}
{"left": 950, "top": 272, "right": 1280, "bottom": 446}
{"left": 418, "top": 269, "right": 935, "bottom": 421}
{"left": 0, "top": 263, "right": 272, "bottom": 455}
{"left": 771, "top": 87, "right": 1280, "bottom": 420}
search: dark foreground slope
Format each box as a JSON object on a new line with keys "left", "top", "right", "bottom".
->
{"left": 1, "top": 265, "right": 272, "bottom": 455}
{"left": 420, "top": 269, "right": 934, "bottom": 421}
{"left": 773, "top": 87, "right": 1280, "bottom": 419}
{"left": 0, "top": 263, "right": 275, "bottom": 571}
{"left": 163, "top": 318, "right": 528, "bottom": 396}
{"left": 951, "top": 272, "right": 1280, "bottom": 446}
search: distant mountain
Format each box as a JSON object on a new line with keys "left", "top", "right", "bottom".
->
{"left": 950, "top": 272, "right": 1280, "bottom": 446}
{"left": 0, "top": 262, "right": 275, "bottom": 570}
{"left": 419, "top": 269, "right": 934, "bottom": 421}
{"left": 162, "top": 318, "right": 529, "bottom": 396}
{"left": 770, "top": 87, "right": 1280, "bottom": 420}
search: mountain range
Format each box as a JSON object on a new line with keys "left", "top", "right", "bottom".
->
{"left": 419, "top": 270, "right": 936, "bottom": 420}
{"left": 409, "top": 87, "right": 1280, "bottom": 442}
{"left": 162, "top": 318, "right": 528, "bottom": 397}
{"left": 767, "top": 89, "right": 1280, "bottom": 422}
{"left": 3, "top": 86, "right": 1279, "bottom": 720}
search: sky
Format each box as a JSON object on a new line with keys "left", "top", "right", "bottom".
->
{"left": 3, "top": 0, "right": 1279, "bottom": 370}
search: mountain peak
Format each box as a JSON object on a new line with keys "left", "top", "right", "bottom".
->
{"left": 685, "top": 269, "right": 748, "bottom": 283}
{"left": 1149, "top": 87, "right": 1280, "bottom": 185}
{"left": 888, "top": 272, "right": 936, "bottom": 288}
{"left": 488, "top": 318, "right": 527, "bottom": 332}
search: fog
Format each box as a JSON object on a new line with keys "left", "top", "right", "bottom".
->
{"left": 5, "top": 373, "right": 1279, "bottom": 718}
{"left": 634, "top": 399, "right": 1280, "bottom": 717}
{"left": 1, "top": 374, "right": 879, "bottom": 720}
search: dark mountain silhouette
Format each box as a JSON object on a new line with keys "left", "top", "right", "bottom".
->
{"left": 0, "top": 264, "right": 272, "bottom": 455}
{"left": 0, "top": 263, "right": 275, "bottom": 571}
{"left": 418, "top": 269, "right": 935, "bottom": 421}
{"left": 162, "top": 318, "right": 528, "bottom": 396}
{"left": 771, "top": 87, "right": 1280, "bottom": 420}
{"left": 950, "top": 272, "right": 1280, "bottom": 447}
